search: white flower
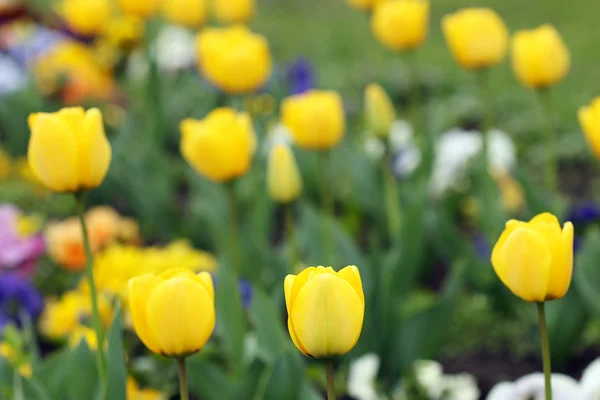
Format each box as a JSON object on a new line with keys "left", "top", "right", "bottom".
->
{"left": 414, "top": 360, "right": 444, "bottom": 398}
{"left": 580, "top": 358, "right": 600, "bottom": 400}
{"left": 363, "top": 137, "right": 386, "bottom": 162}
{"left": 487, "top": 373, "right": 580, "bottom": 400}
{"left": 348, "top": 353, "right": 380, "bottom": 400}
{"left": 393, "top": 146, "right": 421, "bottom": 178}
{"left": 441, "top": 373, "right": 480, "bottom": 400}
{"left": 152, "top": 25, "right": 195, "bottom": 72}
{"left": 389, "top": 120, "right": 414, "bottom": 152}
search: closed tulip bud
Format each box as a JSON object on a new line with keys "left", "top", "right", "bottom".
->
{"left": 371, "top": 0, "right": 429, "bottom": 52}
{"left": 118, "top": 0, "right": 159, "bottom": 17}
{"left": 162, "top": 0, "right": 206, "bottom": 27}
{"left": 27, "top": 107, "right": 111, "bottom": 193}
{"left": 267, "top": 144, "right": 303, "bottom": 204}
{"left": 58, "top": 0, "right": 112, "bottom": 36}
{"left": 129, "top": 269, "right": 215, "bottom": 357}
{"left": 442, "top": 8, "right": 508, "bottom": 70}
{"left": 578, "top": 97, "right": 600, "bottom": 159}
{"left": 212, "top": 0, "right": 254, "bottom": 24}
{"left": 491, "top": 213, "right": 574, "bottom": 302}
{"left": 281, "top": 90, "right": 346, "bottom": 150}
{"left": 511, "top": 25, "right": 570, "bottom": 89}
{"left": 284, "top": 266, "right": 364, "bottom": 358}
{"left": 196, "top": 26, "right": 271, "bottom": 94}
{"left": 180, "top": 108, "right": 255, "bottom": 182}
{"left": 364, "top": 84, "right": 396, "bottom": 138}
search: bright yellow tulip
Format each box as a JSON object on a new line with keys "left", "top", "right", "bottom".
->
{"left": 281, "top": 90, "right": 346, "bottom": 150}
{"left": 180, "top": 108, "right": 255, "bottom": 182}
{"left": 162, "top": 0, "right": 206, "bottom": 27}
{"left": 364, "top": 83, "right": 396, "bottom": 138}
{"left": 105, "top": 14, "right": 145, "bottom": 49}
{"left": 128, "top": 269, "right": 215, "bottom": 357}
{"left": 284, "top": 266, "right": 364, "bottom": 358}
{"left": 579, "top": 97, "right": 600, "bottom": 159}
{"left": 511, "top": 25, "right": 570, "bottom": 89}
{"left": 346, "top": 0, "right": 384, "bottom": 12}
{"left": 212, "top": 0, "right": 254, "bottom": 24}
{"left": 442, "top": 8, "right": 508, "bottom": 70}
{"left": 371, "top": 0, "right": 429, "bottom": 52}
{"left": 27, "top": 107, "right": 111, "bottom": 193}
{"left": 491, "top": 213, "right": 574, "bottom": 302}
{"left": 58, "top": 0, "right": 112, "bottom": 36}
{"left": 196, "top": 26, "right": 271, "bottom": 94}
{"left": 267, "top": 143, "right": 303, "bottom": 204}
{"left": 118, "top": 0, "right": 159, "bottom": 17}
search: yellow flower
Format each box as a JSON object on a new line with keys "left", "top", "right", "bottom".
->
{"left": 346, "top": 0, "right": 384, "bottom": 12}
{"left": 58, "top": 0, "right": 112, "bottom": 36}
{"left": 371, "top": 0, "right": 429, "bottom": 52}
{"left": 0, "top": 343, "right": 31, "bottom": 377}
{"left": 27, "top": 107, "right": 111, "bottom": 193}
{"left": 267, "top": 143, "right": 303, "bottom": 204}
{"left": 196, "top": 26, "right": 271, "bottom": 94}
{"left": 442, "top": 8, "right": 508, "bottom": 70}
{"left": 105, "top": 14, "right": 144, "bottom": 49}
{"left": 364, "top": 83, "right": 396, "bottom": 138}
{"left": 281, "top": 90, "right": 346, "bottom": 150}
{"left": 579, "top": 97, "right": 600, "bottom": 159}
{"left": 129, "top": 269, "right": 215, "bottom": 357}
{"left": 118, "top": 0, "right": 159, "bottom": 17}
{"left": 212, "top": 0, "right": 254, "bottom": 24}
{"left": 180, "top": 108, "right": 255, "bottom": 182}
{"left": 492, "top": 171, "right": 524, "bottom": 214}
{"left": 127, "top": 377, "right": 165, "bottom": 400}
{"left": 0, "top": 147, "right": 11, "bottom": 180}
{"left": 284, "top": 266, "right": 364, "bottom": 358}
{"left": 491, "top": 213, "right": 574, "bottom": 302}
{"left": 511, "top": 25, "right": 570, "bottom": 89}
{"left": 163, "top": 0, "right": 206, "bottom": 27}
{"left": 68, "top": 326, "right": 100, "bottom": 350}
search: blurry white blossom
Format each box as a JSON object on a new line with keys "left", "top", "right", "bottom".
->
{"left": 348, "top": 353, "right": 381, "bottom": 400}
{"left": 152, "top": 25, "right": 195, "bottom": 72}
{"left": 441, "top": 374, "right": 479, "bottom": 400}
{"left": 393, "top": 146, "right": 421, "bottom": 178}
{"left": 389, "top": 120, "right": 414, "bottom": 152}
{"left": 579, "top": 358, "right": 600, "bottom": 400}
{"left": 363, "top": 137, "right": 386, "bottom": 162}
{"left": 487, "top": 373, "right": 580, "bottom": 400}
{"left": 0, "top": 54, "right": 27, "bottom": 96}
{"left": 414, "top": 360, "right": 444, "bottom": 398}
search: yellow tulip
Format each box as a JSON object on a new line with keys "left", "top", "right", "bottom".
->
{"left": 128, "top": 269, "right": 215, "bottom": 357}
{"left": 442, "top": 8, "right": 508, "bottom": 70}
{"left": 284, "top": 266, "right": 364, "bottom": 358}
{"left": 281, "top": 90, "right": 346, "bottom": 150}
{"left": 105, "top": 14, "right": 145, "bottom": 49}
{"left": 163, "top": 0, "right": 206, "bottom": 27}
{"left": 27, "top": 107, "right": 111, "bottom": 193}
{"left": 267, "top": 144, "right": 303, "bottom": 204}
{"left": 346, "top": 0, "right": 384, "bottom": 12}
{"left": 58, "top": 0, "right": 112, "bottom": 36}
{"left": 118, "top": 0, "right": 159, "bottom": 17}
{"left": 212, "top": 0, "right": 254, "bottom": 24}
{"left": 68, "top": 326, "right": 100, "bottom": 350}
{"left": 180, "top": 108, "right": 255, "bottom": 182}
{"left": 491, "top": 213, "right": 574, "bottom": 302}
{"left": 579, "top": 97, "right": 600, "bottom": 159}
{"left": 371, "top": 0, "right": 429, "bottom": 52}
{"left": 0, "top": 343, "right": 31, "bottom": 377}
{"left": 364, "top": 83, "right": 396, "bottom": 138}
{"left": 511, "top": 25, "right": 570, "bottom": 89}
{"left": 196, "top": 26, "right": 271, "bottom": 94}
{"left": 127, "top": 377, "right": 165, "bottom": 400}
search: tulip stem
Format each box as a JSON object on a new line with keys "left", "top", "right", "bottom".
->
{"left": 536, "top": 302, "right": 552, "bottom": 400}
{"left": 177, "top": 358, "right": 189, "bottom": 400}
{"left": 537, "top": 87, "right": 558, "bottom": 194}
{"left": 75, "top": 194, "right": 107, "bottom": 400}
{"left": 285, "top": 204, "right": 298, "bottom": 274}
{"left": 325, "top": 359, "right": 336, "bottom": 400}
{"left": 226, "top": 181, "right": 241, "bottom": 275}
{"left": 318, "top": 151, "right": 334, "bottom": 265}
{"left": 383, "top": 150, "right": 401, "bottom": 241}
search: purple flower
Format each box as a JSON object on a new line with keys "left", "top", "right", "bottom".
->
{"left": 473, "top": 234, "right": 491, "bottom": 261}
{"left": 0, "top": 205, "right": 45, "bottom": 271}
{"left": 210, "top": 275, "right": 253, "bottom": 308}
{"left": 566, "top": 202, "right": 600, "bottom": 225}
{"left": 286, "top": 58, "right": 315, "bottom": 95}
{"left": 0, "top": 274, "right": 43, "bottom": 330}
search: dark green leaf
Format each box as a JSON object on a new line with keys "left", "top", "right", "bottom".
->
{"left": 106, "top": 306, "right": 127, "bottom": 400}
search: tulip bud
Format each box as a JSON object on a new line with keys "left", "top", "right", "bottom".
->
{"left": 579, "top": 97, "right": 600, "bottom": 159}
{"left": 491, "top": 213, "right": 574, "bottom": 302}
{"left": 511, "top": 25, "right": 570, "bottom": 89}
{"left": 27, "top": 107, "right": 112, "bottom": 193}
{"left": 364, "top": 84, "right": 396, "bottom": 138}
{"left": 212, "top": 0, "right": 254, "bottom": 24}
{"left": 371, "top": 0, "right": 429, "bottom": 52}
{"left": 267, "top": 144, "right": 303, "bottom": 204}
{"left": 129, "top": 269, "right": 215, "bottom": 357}
{"left": 284, "top": 266, "right": 364, "bottom": 358}
{"left": 58, "top": 0, "right": 112, "bottom": 36}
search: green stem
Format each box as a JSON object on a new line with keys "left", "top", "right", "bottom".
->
{"left": 318, "top": 151, "right": 334, "bottom": 265}
{"left": 325, "top": 359, "right": 336, "bottom": 400}
{"left": 383, "top": 150, "right": 401, "bottom": 240}
{"left": 537, "top": 302, "right": 552, "bottom": 400}
{"left": 177, "top": 358, "right": 189, "bottom": 400}
{"left": 226, "top": 182, "right": 241, "bottom": 275}
{"left": 537, "top": 87, "right": 558, "bottom": 194}
{"left": 285, "top": 204, "right": 297, "bottom": 274}
{"left": 75, "top": 194, "right": 107, "bottom": 400}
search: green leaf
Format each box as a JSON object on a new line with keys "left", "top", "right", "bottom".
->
{"left": 248, "top": 287, "right": 288, "bottom": 362}
{"left": 106, "top": 306, "right": 127, "bottom": 400}
{"left": 262, "top": 351, "right": 304, "bottom": 400}
{"left": 216, "top": 260, "right": 246, "bottom": 369}
{"left": 67, "top": 341, "right": 98, "bottom": 400}
{"left": 17, "top": 377, "right": 51, "bottom": 400}
{"left": 186, "top": 355, "right": 233, "bottom": 400}
{"left": 34, "top": 349, "right": 71, "bottom": 399}
{"left": 574, "top": 227, "right": 600, "bottom": 315}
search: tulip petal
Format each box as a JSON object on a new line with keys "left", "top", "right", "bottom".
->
{"left": 81, "top": 108, "right": 111, "bottom": 189}
{"left": 289, "top": 266, "right": 316, "bottom": 311}
{"left": 128, "top": 275, "right": 161, "bottom": 354}
{"left": 491, "top": 220, "right": 525, "bottom": 268}
{"left": 547, "top": 222, "right": 574, "bottom": 299}
{"left": 337, "top": 265, "right": 364, "bottom": 304}
{"left": 195, "top": 271, "right": 215, "bottom": 302}
{"left": 287, "top": 318, "right": 310, "bottom": 357}
{"left": 284, "top": 274, "right": 295, "bottom": 314}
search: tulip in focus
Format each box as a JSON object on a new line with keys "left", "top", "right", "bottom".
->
{"left": 364, "top": 83, "right": 396, "bottom": 138}
{"left": 118, "top": 0, "right": 159, "bottom": 17}
{"left": 491, "top": 213, "right": 574, "bottom": 302}
{"left": 163, "top": 0, "right": 206, "bottom": 27}
{"left": 281, "top": 90, "right": 346, "bottom": 150}
{"left": 196, "top": 26, "right": 271, "bottom": 94}
{"left": 442, "top": 8, "right": 508, "bottom": 70}
{"left": 58, "top": 0, "right": 112, "bottom": 36}
{"left": 579, "top": 97, "right": 600, "bottom": 159}
{"left": 371, "top": 0, "right": 429, "bottom": 52}
{"left": 180, "top": 108, "right": 255, "bottom": 182}
{"left": 129, "top": 269, "right": 215, "bottom": 356}
{"left": 511, "top": 25, "right": 570, "bottom": 89}
{"left": 212, "top": 0, "right": 254, "bottom": 24}
{"left": 267, "top": 143, "right": 303, "bottom": 204}
{"left": 284, "top": 265, "right": 364, "bottom": 358}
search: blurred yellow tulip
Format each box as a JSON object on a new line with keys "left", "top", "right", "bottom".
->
{"left": 163, "top": 0, "right": 206, "bottom": 27}
{"left": 267, "top": 143, "right": 303, "bottom": 204}
{"left": 491, "top": 213, "right": 574, "bottom": 302}
{"left": 579, "top": 97, "right": 600, "bottom": 159}
{"left": 284, "top": 266, "right": 364, "bottom": 358}
{"left": 128, "top": 269, "right": 215, "bottom": 357}
{"left": 58, "top": 0, "right": 112, "bottom": 36}
{"left": 212, "top": 0, "right": 254, "bottom": 24}
{"left": 0, "top": 343, "right": 31, "bottom": 377}
{"left": 442, "top": 8, "right": 508, "bottom": 70}
{"left": 364, "top": 83, "right": 396, "bottom": 138}
{"left": 0, "top": 147, "right": 11, "bottom": 180}
{"left": 281, "top": 90, "right": 346, "bottom": 150}
{"left": 68, "top": 326, "right": 100, "bottom": 350}
{"left": 127, "top": 377, "right": 165, "bottom": 400}
{"left": 371, "top": 0, "right": 429, "bottom": 52}
{"left": 118, "top": 0, "right": 159, "bottom": 17}
{"left": 346, "top": 0, "right": 384, "bottom": 12}
{"left": 180, "top": 108, "right": 255, "bottom": 182}
{"left": 196, "top": 26, "right": 271, "bottom": 94}
{"left": 105, "top": 14, "right": 145, "bottom": 49}
{"left": 511, "top": 25, "right": 570, "bottom": 89}
{"left": 27, "top": 107, "right": 111, "bottom": 193}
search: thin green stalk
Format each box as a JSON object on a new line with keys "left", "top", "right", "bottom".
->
{"left": 537, "top": 88, "right": 558, "bottom": 194}
{"left": 536, "top": 302, "right": 552, "bottom": 400}
{"left": 325, "top": 360, "right": 336, "bottom": 400}
{"left": 177, "top": 358, "right": 189, "bottom": 400}
{"left": 226, "top": 182, "right": 241, "bottom": 275}
{"left": 75, "top": 194, "right": 107, "bottom": 400}
{"left": 318, "top": 151, "right": 334, "bottom": 265}
{"left": 383, "top": 150, "right": 401, "bottom": 240}
{"left": 285, "top": 204, "right": 298, "bottom": 274}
